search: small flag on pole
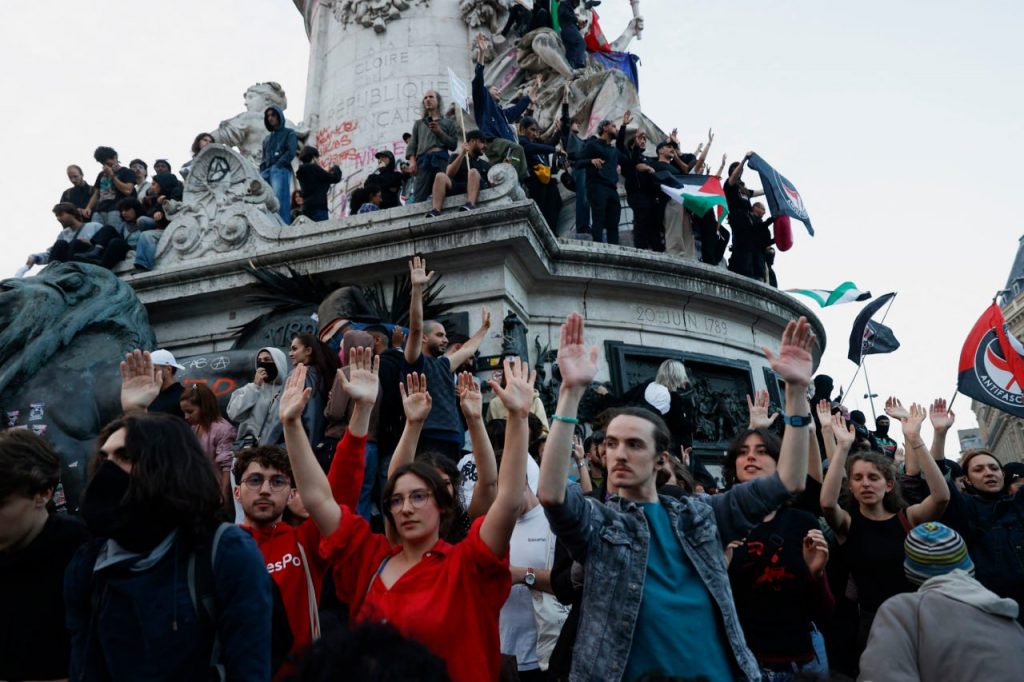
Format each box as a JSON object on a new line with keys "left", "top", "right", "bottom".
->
{"left": 787, "top": 282, "right": 872, "bottom": 308}
{"left": 848, "top": 292, "right": 898, "bottom": 365}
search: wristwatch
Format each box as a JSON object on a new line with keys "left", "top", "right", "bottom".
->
{"left": 524, "top": 567, "right": 536, "bottom": 587}
{"left": 782, "top": 413, "right": 813, "bottom": 428}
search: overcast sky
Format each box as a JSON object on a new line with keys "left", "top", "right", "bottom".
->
{"left": 3, "top": 0, "right": 1022, "bottom": 455}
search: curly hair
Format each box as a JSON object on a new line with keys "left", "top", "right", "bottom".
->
{"left": 846, "top": 451, "right": 906, "bottom": 513}
{"left": 233, "top": 445, "right": 294, "bottom": 486}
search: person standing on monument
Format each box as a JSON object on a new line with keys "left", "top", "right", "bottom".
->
{"left": 296, "top": 145, "right": 342, "bottom": 221}
{"left": 60, "top": 164, "right": 92, "bottom": 209}
{"left": 261, "top": 105, "right": 298, "bottom": 225}
{"left": 406, "top": 90, "right": 459, "bottom": 203}
{"left": 578, "top": 119, "right": 624, "bottom": 244}
{"left": 365, "top": 150, "right": 404, "bottom": 209}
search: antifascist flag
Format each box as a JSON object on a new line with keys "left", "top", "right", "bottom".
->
{"left": 862, "top": 321, "right": 900, "bottom": 358}
{"left": 848, "top": 292, "right": 897, "bottom": 364}
{"left": 661, "top": 176, "right": 729, "bottom": 225}
{"left": 957, "top": 303, "right": 1024, "bottom": 417}
{"left": 747, "top": 153, "right": 814, "bottom": 236}
{"left": 788, "top": 282, "right": 872, "bottom": 308}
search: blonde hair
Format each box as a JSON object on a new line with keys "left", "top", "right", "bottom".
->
{"left": 655, "top": 359, "right": 690, "bottom": 392}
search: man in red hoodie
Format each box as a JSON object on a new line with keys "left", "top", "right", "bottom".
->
{"left": 234, "top": 346, "right": 377, "bottom": 678}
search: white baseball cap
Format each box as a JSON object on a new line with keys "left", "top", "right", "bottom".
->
{"left": 150, "top": 349, "right": 186, "bottom": 371}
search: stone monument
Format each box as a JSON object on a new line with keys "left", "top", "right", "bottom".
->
{"left": 211, "top": 82, "right": 309, "bottom": 167}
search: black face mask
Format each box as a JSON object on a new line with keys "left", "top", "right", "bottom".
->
{"left": 257, "top": 360, "right": 279, "bottom": 382}
{"left": 81, "top": 460, "right": 176, "bottom": 553}
{"left": 876, "top": 423, "right": 890, "bottom": 437}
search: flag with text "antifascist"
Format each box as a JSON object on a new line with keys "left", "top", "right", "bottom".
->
{"left": 848, "top": 292, "right": 897, "bottom": 365}
{"left": 660, "top": 175, "right": 729, "bottom": 225}
{"left": 958, "top": 303, "right": 1024, "bottom": 418}
{"left": 747, "top": 153, "right": 814, "bottom": 236}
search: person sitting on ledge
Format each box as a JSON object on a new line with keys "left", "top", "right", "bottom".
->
{"left": 25, "top": 203, "right": 102, "bottom": 271}
{"left": 357, "top": 184, "right": 383, "bottom": 214}
{"left": 425, "top": 130, "right": 490, "bottom": 218}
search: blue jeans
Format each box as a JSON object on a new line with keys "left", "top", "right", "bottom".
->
{"left": 307, "top": 208, "right": 328, "bottom": 221}
{"left": 356, "top": 441, "right": 379, "bottom": 521}
{"left": 134, "top": 230, "right": 163, "bottom": 270}
{"left": 261, "top": 166, "right": 292, "bottom": 224}
{"left": 761, "top": 626, "right": 830, "bottom": 681}
{"left": 91, "top": 209, "right": 125, "bottom": 232}
{"left": 573, "top": 168, "right": 590, "bottom": 233}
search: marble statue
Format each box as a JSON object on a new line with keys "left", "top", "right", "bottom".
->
{"left": 0, "top": 263, "right": 156, "bottom": 508}
{"left": 212, "top": 81, "right": 309, "bottom": 166}
{"left": 153, "top": 143, "right": 287, "bottom": 267}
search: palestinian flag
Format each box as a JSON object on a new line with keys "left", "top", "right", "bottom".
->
{"left": 957, "top": 303, "right": 1024, "bottom": 417}
{"left": 661, "top": 176, "right": 729, "bottom": 225}
{"left": 787, "top": 282, "right": 872, "bottom": 308}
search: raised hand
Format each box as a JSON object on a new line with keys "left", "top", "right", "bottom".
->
{"left": 830, "top": 412, "right": 855, "bottom": 448}
{"left": 120, "top": 349, "right": 162, "bottom": 412}
{"left": 902, "top": 402, "right": 927, "bottom": 439}
{"left": 408, "top": 255, "right": 434, "bottom": 288}
{"left": 762, "top": 317, "right": 815, "bottom": 388}
{"left": 815, "top": 399, "right": 833, "bottom": 431}
{"left": 456, "top": 371, "right": 483, "bottom": 420}
{"left": 399, "top": 372, "right": 432, "bottom": 423}
{"left": 680, "top": 446, "right": 692, "bottom": 467}
{"left": 803, "top": 529, "right": 829, "bottom": 577}
{"left": 928, "top": 398, "right": 956, "bottom": 433}
{"left": 489, "top": 356, "right": 536, "bottom": 418}
{"left": 746, "top": 389, "right": 780, "bottom": 430}
{"left": 340, "top": 346, "right": 379, "bottom": 405}
{"left": 556, "top": 312, "right": 599, "bottom": 390}
{"left": 480, "top": 306, "right": 492, "bottom": 330}
{"left": 622, "top": 110, "right": 632, "bottom": 126}
{"left": 279, "top": 363, "right": 312, "bottom": 423}
{"left": 707, "top": 128, "right": 714, "bottom": 144}
{"left": 884, "top": 396, "right": 910, "bottom": 422}
{"left": 391, "top": 325, "right": 406, "bottom": 349}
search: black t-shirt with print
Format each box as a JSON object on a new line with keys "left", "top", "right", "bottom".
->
{"left": 93, "top": 167, "right": 137, "bottom": 212}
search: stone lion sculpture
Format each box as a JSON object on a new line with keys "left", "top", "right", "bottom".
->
{"left": 0, "top": 263, "right": 156, "bottom": 509}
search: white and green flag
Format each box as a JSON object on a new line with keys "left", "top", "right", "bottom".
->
{"left": 787, "top": 282, "right": 871, "bottom": 308}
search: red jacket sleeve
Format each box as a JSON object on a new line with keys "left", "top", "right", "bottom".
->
{"left": 327, "top": 429, "right": 367, "bottom": 510}
{"left": 320, "top": 507, "right": 390, "bottom": 616}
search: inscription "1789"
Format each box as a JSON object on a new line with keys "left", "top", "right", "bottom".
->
{"left": 633, "top": 305, "right": 729, "bottom": 337}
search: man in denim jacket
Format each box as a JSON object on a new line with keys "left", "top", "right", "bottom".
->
{"left": 539, "top": 313, "right": 816, "bottom": 681}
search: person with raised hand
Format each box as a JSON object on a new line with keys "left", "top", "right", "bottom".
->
{"left": 119, "top": 349, "right": 162, "bottom": 414}
{"left": 820, "top": 401, "right": 950, "bottom": 655}
{"left": 539, "top": 313, "right": 814, "bottom": 682}
{"left": 286, "top": 355, "right": 532, "bottom": 682}
{"left": 924, "top": 397, "right": 963, "bottom": 477}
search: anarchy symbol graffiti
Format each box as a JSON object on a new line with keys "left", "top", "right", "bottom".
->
{"left": 208, "top": 156, "right": 231, "bottom": 183}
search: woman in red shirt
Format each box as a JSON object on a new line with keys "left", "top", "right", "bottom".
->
{"left": 279, "top": 354, "right": 536, "bottom": 682}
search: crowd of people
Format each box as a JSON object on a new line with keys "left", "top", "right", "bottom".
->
{"left": 25, "top": 5, "right": 780, "bottom": 286}
{"left": 3, "top": 255, "right": 1023, "bottom": 681}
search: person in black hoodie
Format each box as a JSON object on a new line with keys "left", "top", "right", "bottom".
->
{"left": 518, "top": 116, "right": 563, "bottom": 231}
{"left": 296, "top": 145, "right": 342, "bottom": 221}
{"left": 134, "top": 172, "right": 183, "bottom": 271}
{"left": 365, "top": 150, "right": 404, "bottom": 209}
{"left": 616, "top": 111, "right": 661, "bottom": 250}
{"left": 577, "top": 119, "right": 623, "bottom": 244}
{"left": 260, "top": 104, "right": 298, "bottom": 225}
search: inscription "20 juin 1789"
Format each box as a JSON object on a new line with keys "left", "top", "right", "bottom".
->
{"left": 633, "top": 305, "right": 730, "bottom": 337}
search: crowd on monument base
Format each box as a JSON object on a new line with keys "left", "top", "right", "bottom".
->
{"left": 25, "top": 24, "right": 782, "bottom": 286}
{"left": 3, "top": 256, "right": 1024, "bottom": 682}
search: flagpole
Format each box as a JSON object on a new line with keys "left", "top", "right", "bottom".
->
{"left": 948, "top": 390, "right": 959, "bottom": 410}
{"left": 862, "top": 357, "right": 878, "bottom": 421}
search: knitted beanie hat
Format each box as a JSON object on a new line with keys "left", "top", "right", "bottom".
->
{"left": 904, "top": 521, "right": 975, "bottom": 587}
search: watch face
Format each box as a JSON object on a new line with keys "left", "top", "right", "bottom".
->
{"left": 524, "top": 572, "right": 536, "bottom": 586}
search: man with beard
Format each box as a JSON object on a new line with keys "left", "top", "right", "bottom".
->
{"left": 60, "top": 164, "right": 92, "bottom": 209}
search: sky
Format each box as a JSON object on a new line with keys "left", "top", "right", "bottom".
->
{"left": 2, "top": 0, "right": 1022, "bottom": 456}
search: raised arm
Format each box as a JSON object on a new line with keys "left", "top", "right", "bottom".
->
{"left": 280, "top": 365, "right": 342, "bottom": 534}
{"left": 119, "top": 349, "right": 161, "bottom": 413}
{"left": 807, "top": 422, "right": 823, "bottom": 484}
{"left": 537, "top": 313, "right": 600, "bottom": 506}
{"left": 404, "top": 256, "right": 433, "bottom": 365}
{"left": 692, "top": 128, "right": 713, "bottom": 174}
{"left": 885, "top": 397, "right": 915, "bottom": 473}
{"left": 746, "top": 389, "right": 780, "bottom": 430}
{"left": 815, "top": 399, "right": 836, "bottom": 463}
{"left": 928, "top": 398, "right": 955, "bottom": 464}
{"left": 458, "top": 371, "right": 498, "bottom": 518}
{"left": 762, "top": 318, "right": 814, "bottom": 494}
{"left": 714, "top": 153, "right": 727, "bottom": 178}
{"left": 820, "top": 413, "right": 854, "bottom": 540}
{"left": 902, "top": 403, "right": 951, "bottom": 525}
{"left": 479, "top": 357, "right": 536, "bottom": 556}
{"left": 447, "top": 306, "right": 491, "bottom": 370}
{"left": 388, "top": 372, "right": 432, "bottom": 480}
{"left": 573, "top": 434, "right": 593, "bottom": 493}
{"left": 728, "top": 151, "right": 751, "bottom": 186}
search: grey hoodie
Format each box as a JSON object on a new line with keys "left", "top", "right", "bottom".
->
{"left": 226, "top": 347, "right": 289, "bottom": 446}
{"left": 859, "top": 570, "right": 1024, "bottom": 682}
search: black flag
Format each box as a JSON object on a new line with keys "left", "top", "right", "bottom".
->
{"left": 848, "top": 292, "right": 897, "bottom": 365}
